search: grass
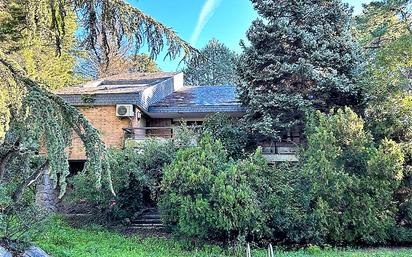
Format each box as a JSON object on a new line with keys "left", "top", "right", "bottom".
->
{"left": 32, "top": 218, "right": 412, "bottom": 257}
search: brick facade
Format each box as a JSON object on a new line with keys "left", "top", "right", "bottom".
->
{"left": 68, "top": 105, "right": 132, "bottom": 160}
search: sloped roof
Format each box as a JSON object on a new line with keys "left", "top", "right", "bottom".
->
{"left": 148, "top": 85, "right": 245, "bottom": 114}
{"left": 56, "top": 72, "right": 179, "bottom": 95}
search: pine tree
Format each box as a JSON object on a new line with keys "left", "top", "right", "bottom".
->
{"left": 237, "top": 0, "right": 362, "bottom": 138}
{"left": 183, "top": 39, "right": 238, "bottom": 86}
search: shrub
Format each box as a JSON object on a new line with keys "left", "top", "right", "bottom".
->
{"left": 159, "top": 134, "right": 269, "bottom": 241}
{"left": 202, "top": 113, "right": 255, "bottom": 159}
{"left": 68, "top": 139, "right": 176, "bottom": 220}
{"left": 297, "top": 108, "right": 405, "bottom": 244}
{"left": 366, "top": 93, "right": 412, "bottom": 229}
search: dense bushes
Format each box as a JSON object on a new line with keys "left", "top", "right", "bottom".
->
{"left": 201, "top": 113, "right": 255, "bottom": 159}
{"left": 69, "top": 139, "right": 176, "bottom": 220}
{"left": 160, "top": 108, "right": 408, "bottom": 245}
{"left": 159, "top": 134, "right": 269, "bottom": 241}
{"left": 68, "top": 108, "right": 410, "bottom": 245}
{"left": 297, "top": 108, "right": 404, "bottom": 244}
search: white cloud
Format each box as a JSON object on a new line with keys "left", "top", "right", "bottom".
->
{"left": 190, "top": 0, "right": 223, "bottom": 46}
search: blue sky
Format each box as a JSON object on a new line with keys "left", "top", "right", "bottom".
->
{"left": 129, "top": 0, "right": 372, "bottom": 71}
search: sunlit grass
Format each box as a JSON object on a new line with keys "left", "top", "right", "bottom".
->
{"left": 33, "top": 218, "right": 412, "bottom": 257}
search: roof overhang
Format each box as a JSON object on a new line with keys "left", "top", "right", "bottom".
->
{"left": 58, "top": 93, "right": 140, "bottom": 106}
{"left": 147, "top": 105, "right": 246, "bottom": 118}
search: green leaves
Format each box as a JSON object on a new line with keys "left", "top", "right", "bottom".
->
{"left": 159, "top": 136, "right": 271, "bottom": 241}
{"left": 202, "top": 113, "right": 255, "bottom": 160}
{"left": 69, "top": 139, "right": 176, "bottom": 219}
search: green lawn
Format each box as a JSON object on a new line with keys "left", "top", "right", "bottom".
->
{"left": 33, "top": 219, "right": 412, "bottom": 257}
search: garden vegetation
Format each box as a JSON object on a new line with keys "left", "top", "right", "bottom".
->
{"left": 0, "top": 0, "right": 411, "bottom": 254}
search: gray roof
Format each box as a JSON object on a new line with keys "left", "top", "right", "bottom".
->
{"left": 148, "top": 86, "right": 245, "bottom": 114}
{"left": 56, "top": 72, "right": 246, "bottom": 117}
{"left": 56, "top": 72, "right": 179, "bottom": 95}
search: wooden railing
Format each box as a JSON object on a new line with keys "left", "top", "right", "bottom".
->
{"left": 123, "top": 126, "right": 202, "bottom": 140}
{"left": 123, "top": 126, "right": 174, "bottom": 139}
{"left": 123, "top": 126, "right": 300, "bottom": 162}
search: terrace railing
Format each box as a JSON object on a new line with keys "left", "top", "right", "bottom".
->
{"left": 123, "top": 126, "right": 300, "bottom": 162}
{"left": 123, "top": 126, "right": 175, "bottom": 140}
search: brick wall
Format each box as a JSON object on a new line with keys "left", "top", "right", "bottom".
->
{"left": 68, "top": 105, "right": 132, "bottom": 160}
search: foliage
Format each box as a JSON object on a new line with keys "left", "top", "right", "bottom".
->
{"left": 0, "top": 0, "right": 197, "bottom": 174}
{"left": 69, "top": 139, "right": 176, "bottom": 220}
{"left": 361, "top": 33, "right": 412, "bottom": 103}
{"left": 160, "top": 134, "right": 272, "bottom": 241}
{"left": 202, "top": 113, "right": 255, "bottom": 159}
{"left": 353, "top": 0, "right": 411, "bottom": 50}
{"left": 15, "top": 0, "right": 196, "bottom": 64}
{"left": 356, "top": 1, "right": 412, "bottom": 232}
{"left": 0, "top": 0, "right": 196, "bottom": 247}
{"left": 160, "top": 111, "right": 407, "bottom": 245}
{"left": 237, "top": 0, "right": 363, "bottom": 138}
{"left": 0, "top": 170, "right": 49, "bottom": 243}
{"left": 129, "top": 54, "right": 160, "bottom": 73}
{"left": 262, "top": 162, "right": 307, "bottom": 244}
{"left": 173, "top": 123, "right": 200, "bottom": 148}
{"left": 78, "top": 33, "right": 161, "bottom": 79}
{"left": 365, "top": 93, "right": 412, "bottom": 143}
{"left": 0, "top": 0, "right": 81, "bottom": 90}
{"left": 297, "top": 108, "right": 404, "bottom": 244}
{"left": 183, "top": 39, "right": 238, "bottom": 86}
{"left": 354, "top": 0, "right": 411, "bottom": 102}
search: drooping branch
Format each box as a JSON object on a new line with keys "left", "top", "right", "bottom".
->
{"left": 27, "top": 0, "right": 199, "bottom": 63}
{"left": 0, "top": 49, "right": 114, "bottom": 198}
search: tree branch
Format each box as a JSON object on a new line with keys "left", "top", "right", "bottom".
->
{"left": 0, "top": 149, "right": 16, "bottom": 182}
{"left": 12, "top": 161, "right": 48, "bottom": 204}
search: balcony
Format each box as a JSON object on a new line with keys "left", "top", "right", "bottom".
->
{"left": 259, "top": 141, "right": 299, "bottom": 162}
{"left": 123, "top": 126, "right": 300, "bottom": 162}
{"left": 122, "top": 126, "right": 200, "bottom": 148}
{"left": 123, "top": 126, "right": 175, "bottom": 140}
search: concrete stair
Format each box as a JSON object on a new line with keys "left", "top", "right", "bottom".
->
{"left": 130, "top": 208, "right": 164, "bottom": 230}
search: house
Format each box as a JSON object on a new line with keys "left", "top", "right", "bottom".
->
{"left": 56, "top": 72, "right": 299, "bottom": 166}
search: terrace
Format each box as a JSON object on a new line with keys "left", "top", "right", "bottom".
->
{"left": 123, "top": 125, "right": 299, "bottom": 162}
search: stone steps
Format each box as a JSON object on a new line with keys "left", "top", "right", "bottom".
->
{"left": 130, "top": 208, "right": 164, "bottom": 230}
{"left": 128, "top": 224, "right": 165, "bottom": 229}
{"left": 133, "top": 218, "right": 162, "bottom": 225}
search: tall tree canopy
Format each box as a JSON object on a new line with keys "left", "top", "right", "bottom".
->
{"left": 0, "top": 0, "right": 82, "bottom": 89}
{"left": 0, "top": 0, "right": 196, "bottom": 206}
{"left": 355, "top": 0, "right": 412, "bottom": 228}
{"left": 237, "top": 0, "right": 362, "bottom": 137}
{"left": 354, "top": 0, "right": 412, "bottom": 101}
{"left": 354, "top": 0, "right": 411, "bottom": 49}
{"left": 78, "top": 35, "right": 161, "bottom": 79}
{"left": 183, "top": 39, "right": 238, "bottom": 86}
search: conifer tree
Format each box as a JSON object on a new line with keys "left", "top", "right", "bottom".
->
{"left": 237, "top": 0, "right": 362, "bottom": 137}
{"left": 183, "top": 39, "right": 238, "bottom": 86}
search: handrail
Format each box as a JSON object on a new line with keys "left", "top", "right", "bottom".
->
{"left": 123, "top": 126, "right": 202, "bottom": 131}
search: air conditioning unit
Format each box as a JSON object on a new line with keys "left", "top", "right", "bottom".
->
{"left": 116, "top": 104, "right": 134, "bottom": 117}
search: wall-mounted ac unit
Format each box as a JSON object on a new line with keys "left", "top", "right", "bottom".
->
{"left": 116, "top": 104, "right": 134, "bottom": 117}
